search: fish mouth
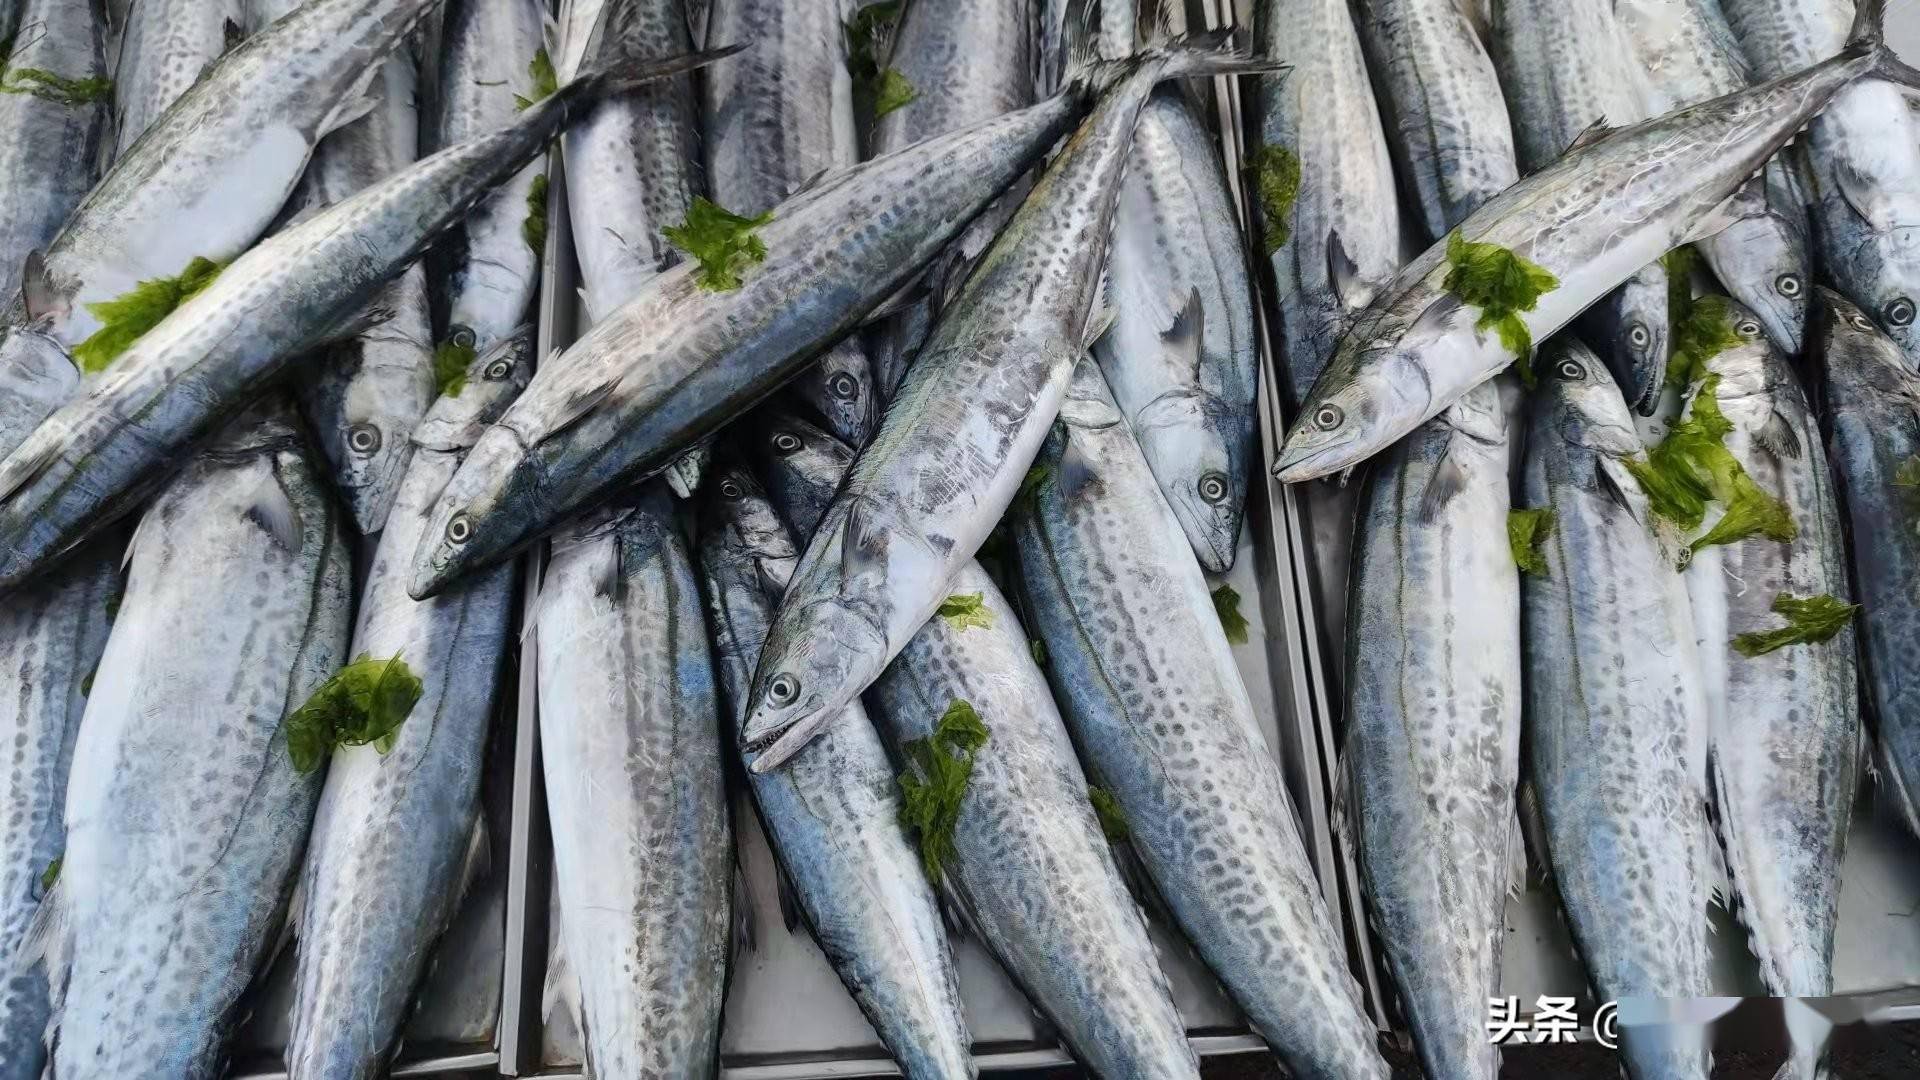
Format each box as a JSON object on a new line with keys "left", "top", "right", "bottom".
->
{"left": 742, "top": 704, "right": 839, "bottom": 773}
{"left": 1171, "top": 498, "right": 1239, "bottom": 573}
{"left": 1272, "top": 434, "right": 1359, "bottom": 484}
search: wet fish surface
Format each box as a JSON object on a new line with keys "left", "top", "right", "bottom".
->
{"left": 37, "top": 403, "right": 352, "bottom": 1079}
{"left": 0, "top": 0, "right": 109, "bottom": 304}
{"left": 698, "top": 465, "right": 973, "bottom": 1079}
{"left": 1521, "top": 342, "right": 1713, "bottom": 1080}
{"left": 285, "top": 334, "right": 531, "bottom": 1078}
{"left": 536, "top": 484, "right": 731, "bottom": 1078}
{"left": 111, "top": 0, "right": 244, "bottom": 160}
{"left": 1341, "top": 381, "right": 1516, "bottom": 1080}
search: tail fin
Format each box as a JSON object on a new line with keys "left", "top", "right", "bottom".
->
{"left": 1848, "top": 0, "right": 1920, "bottom": 92}
{"left": 1064, "top": 20, "right": 1285, "bottom": 96}
{"left": 566, "top": 43, "right": 744, "bottom": 105}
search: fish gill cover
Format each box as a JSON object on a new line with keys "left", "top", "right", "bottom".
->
{"left": 72, "top": 257, "right": 228, "bottom": 373}
{"left": 665, "top": 197, "right": 773, "bottom": 291}
{"left": 1732, "top": 593, "right": 1860, "bottom": 657}
{"left": 897, "top": 698, "right": 991, "bottom": 885}
{"left": 1442, "top": 231, "right": 1559, "bottom": 377}
{"left": 287, "top": 654, "right": 425, "bottom": 773}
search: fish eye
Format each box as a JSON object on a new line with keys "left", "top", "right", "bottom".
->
{"left": 1850, "top": 313, "right": 1876, "bottom": 332}
{"left": 1557, "top": 358, "right": 1586, "bottom": 381}
{"left": 483, "top": 358, "right": 513, "bottom": 380}
{"left": 771, "top": 431, "right": 803, "bottom": 453}
{"left": 1627, "top": 323, "right": 1650, "bottom": 351}
{"left": 1886, "top": 297, "right": 1916, "bottom": 327}
{"left": 450, "top": 325, "right": 476, "bottom": 350}
{"left": 445, "top": 513, "right": 472, "bottom": 545}
{"left": 1776, "top": 274, "right": 1803, "bottom": 298}
{"left": 1198, "top": 472, "right": 1229, "bottom": 503}
{"left": 720, "top": 478, "right": 745, "bottom": 499}
{"left": 1736, "top": 320, "right": 1761, "bottom": 338}
{"left": 1312, "top": 404, "right": 1344, "bottom": 430}
{"left": 828, "top": 372, "right": 859, "bottom": 400}
{"left": 346, "top": 423, "right": 381, "bottom": 454}
{"left": 767, "top": 673, "right": 800, "bottom": 706}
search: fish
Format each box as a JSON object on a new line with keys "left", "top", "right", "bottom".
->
{"left": 1351, "top": 0, "right": 1519, "bottom": 242}
{"left": 1723, "top": 0, "right": 1920, "bottom": 364}
{"left": 1339, "top": 381, "right": 1517, "bottom": 1080}
{"left": 733, "top": 33, "right": 1277, "bottom": 768}
{"left": 407, "top": 48, "right": 1203, "bottom": 600}
{"left": 110, "top": 0, "right": 244, "bottom": 161}
{"left": 425, "top": 0, "right": 550, "bottom": 356}
{"left": 1488, "top": 0, "right": 1669, "bottom": 414}
{"left": 1679, "top": 303, "right": 1853, "bottom": 1079}
{"left": 284, "top": 331, "right": 532, "bottom": 1078}
{"left": 1521, "top": 339, "right": 1713, "bottom": 1080}
{"left": 0, "top": 0, "right": 109, "bottom": 304}
{"left": 1615, "top": 0, "right": 1813, "bottom": 355}
{"left": 12, "top": 0, "right": 442, "bottom": 351}
{"left": 0, "top": 46, "right": 730, "bottom": 592}
{"left": 33, "top": 401, "right": 353, "bottom": 1079}
{"left": 703, "top": 0, "right": 877, "bottom": 446}
{"left": 1274, "top": 1, "right": 1920, "bottom": 483}
{"left": 1808, "top": 288, "right": 1920, "bottom": 839}
{"left": 746, "top": 408, "right": 1204, "bottom": 1079}
{"left": 1096, "top": 88, "right": 1257, "bottom": 572}
{"left": 1010, "top": 357, "right": 1386, "bottom": 1079}
{"left": 698, "top": 466, "right": 973, "bottom": 1079}
{"left": 535, "top": 483, "right": 731, "bottom": 1079}
{"left": 263, "top": 12, "right": 436, "bottom": 535}
{"left": 0, "top": 542, "right": 115, "bottom": 1080}
{"left": 1252, "top": 0, "right": 1403, "bottom": 409}
{"left": 865, "top": 0, "right": 1041, "bottom": 401}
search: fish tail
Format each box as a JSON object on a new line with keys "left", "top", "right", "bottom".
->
{"left": 1063, "top": 3, "right": 1284, "bottom": 97}
{"left": 563, "top": 41, "right": 745, "bottom": 109}
{"left": 1845, "top": 0, "right": 1920, "bottom": 92}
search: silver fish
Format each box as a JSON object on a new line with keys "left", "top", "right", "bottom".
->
{"left": 734, "top": 36, "right": 1276, "bottom": 767}
{"left": 37, "top": 402, "right": 353, "bottom": 1079}
{"left": 1522, "top": 340, "right": 1712, "bottom": 1080}
{"left": 271, "top": 23, "right": 436, "bottom": 535}
{"left": 1012, "top": 357, "right": 1385, "bottom": 1079}
{"left": 0, "top": 0, "right": 108, "bottom": 304}
{"left": 1340, "top": 381, "right": 1516, "bottom": 1080}
{"left": 1723, "top": 0, "right": 1920, "bottom": 363}
{"left": 703, "top": 0, "right": 877, "bottom": 446}
{"left": 1274, "top": 3, "right": 1920, "bottom": 483}
{"left": 1352, "top": 0, "right": 1519, "bottom": 242}
{"left": 698, "top": 466, "right": 972, "bottom": 1079}
{"left": 0, "top": 325, "right": 75, "bottom": 461}
{"left": 535, "top": 483, "right": 730, "bottom": 1079}
{"left": 747, "top": 408, "right": 1203, "bottom": 1079}
{"left": 0, "top": 48, "right": 725, "bottom": 592}
{"left": 1809, "top": 288, "right": 1920, "bottom": 837}
{"left": 15, "top": 0, "right": 442, "bottom": 351}
{"left": 285, "top": 332, "right": 531, "bottom": 1078}
{"left": 111, "top": 0, "right": 243, "bottom": 160}
{"left": 1489, "top": 0, "right": 1669, "bottom": 414}
{"left": 408, "top": 57, "right": 1168, "bottom": 598}
{"left": 426, "top": 0, "right": 549, "bottom": 357}
{"left": 1253, "top": 0, "right": 1403, "bottom": 408}
{"left": 0, "top": 543, "right": 114, "bottom": 1080}
{"left": 865, "top": 0, "right": 1040, "bottom": 401}
{"left": 1616, "top": 0, "right": 1813, "bottom": 355}
{"left": 1096, "top": 88, "right": 1257, "bottom": 572}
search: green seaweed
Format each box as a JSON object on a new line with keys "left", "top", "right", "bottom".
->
{"left": 513, "top": 48, "right": 558, "bottom": 110}
{"left": 72, "top": 257, "right": 227, "bottom": 373}
{"left": 896, "top": 698, "right": 990, "bottom": 885}
{"left": 286, "top": 654, "right": 424, "bottom": 773}
{"left": 1625, "top": 373, "right": 1796, "bottom": 555}
{"left": 1441, "top": 231, "right": 1559, "bottom": 360}
{"left": 1029, "top": 638, "right": 1047, "bottom": 666}
{"left": 1088, "top": 785, "right": 1130, "bottom": 842}
{"left": 1249, "top": 144, "right": 1302, "bottom": 254}
{"left": 1212, "top": 584, "right": 1249, "bottom": 645}
{"left": 434, "top": 337, "right": 476, "bottom": 398}
{"left": 39, "top": 856, "right": 60, "bottom": 892}
{"left": 1732, "top": 593, "right": 1860, "bottom": 657}
{"left": 1665, "top": 292, "right": 1742, "bottom": 390}
{"left": 664, "top": 197, "right": 773, "bottom": 291}
{"left": 937, "top": 592, "right": 993, "bottom": 631}
{"left": 873, "top": 67, "right": 916, "bottom": 118}
{"left": 1507, "top": 508, "right": 1555, "bottom": 576}
{"left": 522, "top": 172, "right": 550, "bottom": 256}
{"left": 0, "top": 35, "right": 112, "bottom": 107}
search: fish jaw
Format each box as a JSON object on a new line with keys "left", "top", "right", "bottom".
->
{"left": 1274, "top": 343, "right": 1458, "bottom": 483}
{"left": 406, "top": 424, "right": 534, "bottom": 599}
{"left": 741, "top": 597, "right": 889, "bottom": 773}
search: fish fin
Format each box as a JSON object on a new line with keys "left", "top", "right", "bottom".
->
{"left": 1057, "top": 435, "right": 1102, "bottom": 500}
{"left": 838, "top": 503, "right": 888, "bottom": 589}
{"left": 320, "top": 93, "right": 382, "bottom": 138}
{"left": 1327, "top": 231, "right": 1360, "bottom": 309}
{"left": 1083, "top": 303, "right": 1118, "bottom": 351}
{"left": 731, "top": 852, "right": 756, "bottom": 956}
{"left": 775, "top": 861, "right": 803, "bottom": 935}
{"left": 456, "top": 818, "right": 492, "bottom": 899}
{"left": 1517, "top": 780, "right": 1553, "bottom": 887}
{"left": 1595, "top": 458, "right": 1636, "bottom": 514}
{"left": 1756, "top": 409, "right": 1802, "bottom": 461}
{"left": 323, "top": 303, "right": 397, "bottom": 345}
{"left": 586, "top": 530, "right": 623, "bottom": 601}
{"left": 1161, "top": 288, "right": 1204, "bottom": 380}
{"left": 20, "top": 251, "right": 64, "bottom": 325}
{"left": 1407, "top": 293, "right": 1463, "bottom": 341}
{"left": 1683, "top": 193, "right": 1744, "bottom": 245}
{"left": 246, "top": 471, "right": 305, "bottom": 553}
{"left": 549, "top": 376, "right": 620, "bottom": 438}
{"left": 861, "top": 282, "right": 932, "bottom": 327}
{"left": 540, "top": 912, "right": 582, "bottom": 1029}
{"left": 1416, "top": 448, "right": 1468, "bottom": 523}
{"left": 0, "top": 435, "right": 61, "bottom": 505}
{"left": 936, "top": 882, "right": 982, "bottom": 943}
{"left": 1058, "top": 393, "right": 1123, "bottom": 431}
{"left": 787, "top": 168, "right": 833, "bottom": 199}
{"left": 20, "top": 879, "right": 71, "bottom": 1008}
{"left": 1562, "top": 116, "right": 1616, "bottom": 156}
{"left": 1329, "top": 750, "right": 1355, "bottom": 858}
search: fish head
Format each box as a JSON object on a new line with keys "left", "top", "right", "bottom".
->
{"left": 1272, "top": 340, "right": 1436, "bottom": 483}
{"left": 1851, "top": 268, "right": 1920, "bottom": 364}
{"left": 1710, "top": 215, "right": 1810, "bottom": 355}
{"left": 738, "top": 593, "right": 888, "bottom": 773}
{"left": 1810, "top": 286, "right": 1920, "bottom": 409}
{"left": 1694, "top": 299, "right": 1777, "bottom": 409}
{"left": 0, "top": 325, "right": 80, "bottom": 458}
{"left": 1132, "top": 391, "right": 1246, "bottom": 572}
{"left": 1581, "top": 267, "right": 1669, "bottom": 416}
{"left": 409, "top": 326, "right": 535, "bottom": 458}
{"left": 794, "top": 344, "right": 879, "bottom": 448}
{"left": 701, "top": 465, "right": 800, "bottom": 573}
{"left": 406, "top": 425, "right": 539, "bottom": 599}
{"left": 745, "top": 406, "right": 853, "bottom": 539}
{"left": 1535, "top": 338, "right": 1642, "bottom": 457}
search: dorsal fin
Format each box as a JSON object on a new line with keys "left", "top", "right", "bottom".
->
{"left": 245, "top": 469, "right": 305, "bottom": 553}
{"left": 838, "top": 502, "right": 887, "bottom": 590}
{"left": 1416, "top": 450, "right": 1468, "bottom": 523}
{"left": 1563, "top": 116, "right": 1616, "bottom": 156}
{"left": 1161, "top": 288, "right": 1203, "bottom": 378}
{"left": 21, "top": 252, "right": 63, "bottom": 325}
{"left": 1327, "top": 231, "right": 1360, "bottom": 310}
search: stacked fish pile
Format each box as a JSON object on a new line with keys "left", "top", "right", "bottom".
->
{"left": 0, "top": 0, "right": 1915, "bottom": 1077}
